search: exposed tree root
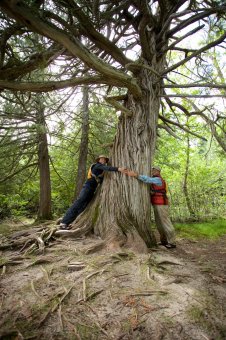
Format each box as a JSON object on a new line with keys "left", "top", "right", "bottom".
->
{"left": 0, "top": 226, "right": 58, "bottom": 255}
{"left": 82, "top": 241, "right": 105, "bottom": 254}
{"left": 0, "top": 255, "right": 26, "bottom": 268}
{"left": 26, "top": 256, "right": 57, "bottom": 267}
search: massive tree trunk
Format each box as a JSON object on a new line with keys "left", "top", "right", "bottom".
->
{"left": 74, "top": 85, "right": 89, "bottom": 198}
{"left": 69, "top": 65, "right": 164, "bottom": 251}
{"left": 36, "top": 101, "right": 52, "bottom": 220}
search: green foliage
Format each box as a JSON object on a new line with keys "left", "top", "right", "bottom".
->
{"left": 0, "top": 194, "right": 12, "bottom": 219}
{"left": 175, "top": 219, "right": 226, "bottom": 239}
{"left": 155, "top": 127, "right": 226, "bottom": 221}
{"left": 0, "top": 188, "right": 39, "bottom": 220}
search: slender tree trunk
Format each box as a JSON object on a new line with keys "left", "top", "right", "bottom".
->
{"left": 70, "top": 62, "right": 165, "bottom": 252}
{"left": 36, "top": 100, "right": 52, "bottom": 220}
{"left": 74, "top": 85, "right": 89, "bottom": 198}
{"left": 183, "top": 134, "right": 196, "bottom": 219}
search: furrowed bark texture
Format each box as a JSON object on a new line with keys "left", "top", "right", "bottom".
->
{"left": 72, "top": 65, "right": 164, "bottom": 251}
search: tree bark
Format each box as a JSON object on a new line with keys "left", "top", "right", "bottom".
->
{"left": 36, "top": 99, "right": 52, "bottom": 220}
{"left": 74, "top": 85, "right": 89, "bottom": 198}
{"left": 70, "top": 64, "right": 164, "bottom": 252}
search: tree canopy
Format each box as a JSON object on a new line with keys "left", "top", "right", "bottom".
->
{"left": 0, "top": 1, "right": 225, "bottom": 142}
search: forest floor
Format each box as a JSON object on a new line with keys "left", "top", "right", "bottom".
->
{"left": 0, "top": 220, "right": 226, "bottom": 340}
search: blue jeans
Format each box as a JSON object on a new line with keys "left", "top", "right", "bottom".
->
{"left": 62, "top": 185, "right": 95, "bottom": 225}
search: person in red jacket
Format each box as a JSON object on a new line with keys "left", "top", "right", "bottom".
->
{"left": 126, "top": 166, "right": 176, "bottom": 249}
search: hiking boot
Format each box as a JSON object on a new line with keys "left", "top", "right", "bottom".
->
{"left": 165, "top": 243, "right": 176, "bottom": 249}
{"left": 59, "top": 223, "right": 72, "bottom": 230}
{"left": 157, "top": 241, "right": 168, "bottom": 246}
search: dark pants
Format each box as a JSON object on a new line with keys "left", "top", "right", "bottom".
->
{"left": 62, "top": 185, "right": 95, "bottom": 225}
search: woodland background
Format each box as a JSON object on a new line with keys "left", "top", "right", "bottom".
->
{"left": 0, "top": 86, "right": 225, "bottom": 223}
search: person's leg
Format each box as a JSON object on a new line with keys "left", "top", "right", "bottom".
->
{"left": 76, "top": 189, "right": 95, "bottom": 216}
{"left": 61, "top": 186, "right": 94, "bottom": 226}
{"left": 153, "top": 206, "right": 168, "bottom": 245}
{"left": 153, "top": 205, "right": 176, "bottom": 246}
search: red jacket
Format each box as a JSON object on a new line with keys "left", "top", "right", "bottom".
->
{"left": 151, "top": 175, "right": 168, "bottom": 205}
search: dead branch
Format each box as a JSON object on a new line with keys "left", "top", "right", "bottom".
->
{"left": 83, "top": 278, "right": 87, "bottom": 302}
{"left": 26, "top": 256, "right": 55, "bottom": 267}
{"left": 75, "top": 289, "right": 104, "bottom": 305}
{"left": 1, "top": 265, "right": 6, "bottom": 275}
{"left": 130, "top": 290, "right": 168, "bottom": 296}
{"left": 40, "top": 265, "right": 50, "bottom": 284}
{"left": 34, "top": 236, "right": 45, "bottom": 253}
{"left": 58, "top": 304, "right": 64, "bottom": 331}
{"left": 85, "top": 270, "right": 106, "bottom": 280}
{"left": 30, "top": 280, "right": 41, "bottom": 299}
{"left": 51, "top": 284, "right": 75, "bottom": 312}
{"left": 68, "top": 259, "right": 86, "bottom": 270}
{"left": 156, "top": 260, "right": 183, "bottom": 266}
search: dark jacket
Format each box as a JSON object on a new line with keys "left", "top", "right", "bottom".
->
{"left": 85, "top": 162, "right": 119, "bottom": 189}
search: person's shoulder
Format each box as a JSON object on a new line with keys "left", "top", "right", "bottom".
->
{"left": 92, "top": 162, "right": 104, "bottom": 170}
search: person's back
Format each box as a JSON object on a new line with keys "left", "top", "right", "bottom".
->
{"left": 151, "top": 173, "right": 168, "bottom": 205}
{"left": 85, "top": 161, "right": 119, "bottom": 189}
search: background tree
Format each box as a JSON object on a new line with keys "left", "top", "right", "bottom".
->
{"left": 35, "top": 94, "right": 52, "bottom": 220}
{"left": 74, "top": 85, "right": 90, "bottom": 199}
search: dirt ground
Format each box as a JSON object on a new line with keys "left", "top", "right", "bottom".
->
{"left": 0, "top": 223, "right": 226, "bottom": 340}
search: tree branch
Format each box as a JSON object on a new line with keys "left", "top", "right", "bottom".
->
{"left": 126, "top": 62, "right": 161, "bottom": 77}
{"left": 158, "top": 123, "right": 181, "bottom": 139}
{"left": 162, "top": 31, "right": 226, "bottom": 75}
{"left": 167, "top": 6, "right": 226, "bottom": 38}
{"left": 0, "top": 76, "right": 125, "bottom": 92}
{"left": 160, "top": 94, "right": 226, "bottom": 98}
{"left": 0, "top": 162, "right": 38, "bottom": 184}
{"left": 163, "top": 83, "right": 226, "bottom": 89}
{"left": 158, "top": 0, "right": 190, "bottom": 39}
{"left": 104, "top": 95, "right": 132, "bottom": 117}
{"left": 159, "top": 114, "right": 207, "bottom": 140}
{"left": 0, "top": 0, "right": 142, "bottom": 98}
{"left": 137, "top": 1, "right": 156, "bottom": 61}
{"left": 159, "top": 25, "right": 205, "bottom": 55}
{"left": 186, "top": 100, "right": 226, "bottom": 152}
{"left": 0, "top": 43, "right": 63, "bottom": 81}
{"left": 66, "top": 1, "right": 132, "bottom": 66}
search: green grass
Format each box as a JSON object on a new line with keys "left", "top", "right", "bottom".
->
{"left": 175, "top": 219, "right": 226, "bottom": 240}
{"left": 0, "top": 218, "right": 34, "bottom": 236}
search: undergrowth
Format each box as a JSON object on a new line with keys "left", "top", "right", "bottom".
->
{"left": 175, "top": 219, "right": 226, "bottom": 239}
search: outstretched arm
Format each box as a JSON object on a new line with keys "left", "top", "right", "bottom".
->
{"left": 94, "top": 163, "right": 127, "bottom": 173}
{"left": 138, "top": 175, "right": 162, "bottom": 185}
{"left": 126, "top": 170, "right": 162, "bottom": 186}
